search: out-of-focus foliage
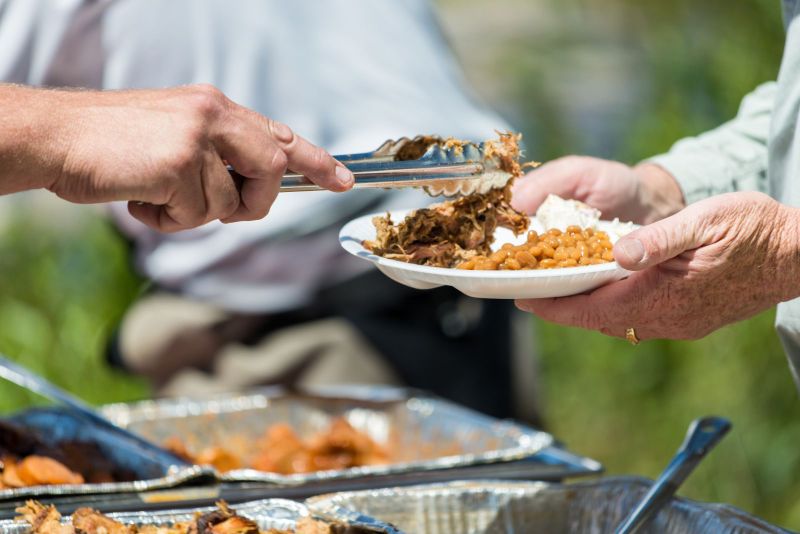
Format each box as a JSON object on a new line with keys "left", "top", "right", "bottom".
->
{"left": 439, "top": 0, "right": 800, "bottom": 528}
{"left": 0, "top": 206, "right": 147, "bottom": 412}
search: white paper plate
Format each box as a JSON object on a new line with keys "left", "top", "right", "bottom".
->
{"left": 339, "top": 210, "right": 633, "bottom": 299}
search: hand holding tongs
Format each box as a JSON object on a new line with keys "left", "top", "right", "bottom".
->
{"left": 229, "top": 137, "right": 511, "bottom": 196}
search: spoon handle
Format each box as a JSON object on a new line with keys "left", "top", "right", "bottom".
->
{"left": 615, "top": 416, "right": 732, "bottom": 534}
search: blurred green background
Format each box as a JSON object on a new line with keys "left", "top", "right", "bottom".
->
{"left": 1, "top": 0, "right": 798, "bottom": 529}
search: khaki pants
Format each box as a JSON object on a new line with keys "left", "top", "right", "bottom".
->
{"left": 118, "top": 293, "right": 401, "bottom": 397}
{"left": 113, "top": 279, "right": 542, "bottom": 426}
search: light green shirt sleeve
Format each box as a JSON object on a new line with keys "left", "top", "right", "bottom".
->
{"left": 647, "top": 81, "right": 776, "bottom": 204}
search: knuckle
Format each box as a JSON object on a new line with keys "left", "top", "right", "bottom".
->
{"left": 185, "top": 210, "right": 207, "bottom": 227}
{"left": 168, "top": 146, "right": 200, "bottom": 175}
{"left": 309, "top": 146, "right": 331, "bottom": 172}
{"left": 575, "top": 308, "right": 602, "bottom": 330}
{"left": 220, "top": 192, "right": 240, "bottom": 218}
{"left": 267, "top": 119, "right": 295, "bottom": 144}
{"left": 241, "top": 203, "right": 269, "bottom": 221}
{"left": 185, "top": 84, "right": 226, "bottom": 119}
{"left": 270, "top": 149, "right": 288, "bottom": 176}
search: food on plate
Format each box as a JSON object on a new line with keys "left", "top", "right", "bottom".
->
{"left": 457, "top": 195, "right": 635, "bottom": 270}
{"left": 363, "top": 132, "right": 533, "bottom": 267}
{"left": 0, "top": 421, "right": 134, "bottom": 488}
{"left": 457, "top": 226, "right": 614, "bottom": 270}
{"left": 16, "top": 500, "right": 334, "bottom": 534}
{"left": 164, "top": 417, "right": 389, "bottom": 475}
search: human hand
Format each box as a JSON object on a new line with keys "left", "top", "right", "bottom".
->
{"left": 516, "top": 192, "right": 800, "bottom": 341}
{"left": 25, "top": 85, "right": 353, "bottom": 231}
{"left": 511, "top": 156, "right": 685, "bottom": 225}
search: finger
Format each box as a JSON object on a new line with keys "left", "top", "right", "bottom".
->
{"left": 516, "top": 294, "right": 606, "bottom": 331}
{"left": 268, "top": 120, "right": 353, "bottom": 192}
{"left": 128, "top": 201, "right": 186, "bottom": 233}
{"left": 510, "top": 157, "right": 584, "bottom": 213}
{"left": 127, "top": 169, "right": 207, "bottom": 232}
{"left": 221, "top": 168, "right": 280, "bottom": 223}
{"left": 516, "top": 272, "right": 649, "bottom": 336}
{"left": 613, "top": 205, "right": 706, "bottom": 271}
{"left": 200, "top": 148, "right": 240, "bottom": 222}
{"left": 213, "top": 106, "right": 352, "bottom": 192}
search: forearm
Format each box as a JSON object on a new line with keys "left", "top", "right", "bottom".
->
{"left": 0, "top": 84, "right": 72, "bottom": 195}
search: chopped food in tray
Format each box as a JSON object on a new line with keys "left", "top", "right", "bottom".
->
{"left": 0, "top": 421, "right": 135, "bottom": 488}
{"left": 363, "top": 132, "right": 533, "bottom": 268}
{"left": 164, "top": 417, "right": 389, "bottom": 475}
{"left": 16, "top": 500, "right": 334, "bottom": 534}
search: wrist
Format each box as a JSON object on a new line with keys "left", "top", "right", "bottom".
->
{"left": 777, "top": 204, "right": 800, "bottom": 303}
{"left": 632, "top": 162, "right": 686, "bottom": 224}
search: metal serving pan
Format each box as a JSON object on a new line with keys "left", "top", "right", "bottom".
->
{"left": 0, "top": 446, "right": 601, "bottom": 520}
{"left": 0, "top": 408, "right": 210, "bottom": 501}
{"left": 0, "top": 497, "right": 398, "bottom": 534}
{"left": 307, "top": 478, "right": 790, "bottom": 534}
{"left": 100, "top": 386, "right": 554, "bottom": 486}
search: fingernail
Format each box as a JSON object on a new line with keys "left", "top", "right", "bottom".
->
{"left": 515, "top": 300, "right": 533, "bottom": 313}
{"left": 271, "top": 121, "right": 294, "bottom": 143}
{"left": 335, "top": 165, "right": 354, "bottom": 187}
{"left": 616, "top": 238, "right": 645, "bottom": 265}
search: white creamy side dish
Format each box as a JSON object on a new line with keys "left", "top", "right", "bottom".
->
{"left": 535, "top": 194, "right": 634, "bottom": 238}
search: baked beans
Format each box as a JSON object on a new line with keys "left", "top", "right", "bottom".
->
{"left": 456, "top": 226, "right": 614, "bottom": 270}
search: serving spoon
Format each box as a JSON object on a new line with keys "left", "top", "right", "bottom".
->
{"left": 0, "top": 353, "right": 187, "bottom": 466}
{"left": 615, "top": 416, "right": 732, "bottom": 534}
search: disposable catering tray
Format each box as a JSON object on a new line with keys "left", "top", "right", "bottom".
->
{"left": 0, "top": 446, "right": 602, "bottom": 519}
{"left": 100, "top": 386, "right": 555, "bottom": 487}
{"left": 306, "top": 478, "right": 792, "bottom": 534}
{"left": 0, "top": 497, "right": 399, "bottom": 534}
{"left": 0, "top": 407, "right": 211, "bottom": 501}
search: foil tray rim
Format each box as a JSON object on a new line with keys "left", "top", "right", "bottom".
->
{"left": 100, "top": 385, "right": 555, "bottom": 486}
{"left": 0, "top": 465, "right": 212, "bottom": 501}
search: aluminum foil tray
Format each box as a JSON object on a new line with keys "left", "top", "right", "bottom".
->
{"left": 307, "top": 478, "right": 790, "bottom": 534}
{"left": 0, "top": 497, "right": 398, "bottom": 534}
{"left": 100, "top": 386, "right": 553, "bottom": 486}
{"left": 0, "top": 407, "right": 210, "bottom": 501}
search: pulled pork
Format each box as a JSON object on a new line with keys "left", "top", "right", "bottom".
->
{"left": 363, "top": 132, "right": 531, "bottom": 268}
{"left": 16, "top": 500, "right": 334, "bottom": 534}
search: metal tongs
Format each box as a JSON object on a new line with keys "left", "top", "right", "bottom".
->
{"left": 0, "top": 353, "right": 188, "bottom": 466}
{"left": 229, "top": 137, "right": 512, "bottom": 197}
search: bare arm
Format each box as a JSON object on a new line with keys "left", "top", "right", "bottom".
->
{"left": 0, "top": 84, "right": 353, "bottom": 231}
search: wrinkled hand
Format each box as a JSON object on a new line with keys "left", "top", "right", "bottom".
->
{"left": 516, "top": 192, "right": 800, "bottom": 341}
{"left": 511, "top": 156, "right": 685, "bottom": 225}
{"left": 46, "top": 84, "right": 353, "bottom": 231}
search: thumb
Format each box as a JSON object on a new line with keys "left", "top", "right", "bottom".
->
{"left": 614, "top": 208, "right": 702, "bottom": 271}
{"left": 510, "top": 157, "right": 582, "bottom": 214}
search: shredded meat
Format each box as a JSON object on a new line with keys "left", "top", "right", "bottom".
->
{"left": 15, "top": 501, "right": 74, "bottom": 534}
{"left": 363, "top": 131, "right": 531, "bottom": 268}
{"left": 17, "top": 500, "right": 333, "bottom": 534}
{"left": 164, "top": 418, "right": 388, "bottom": 476}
